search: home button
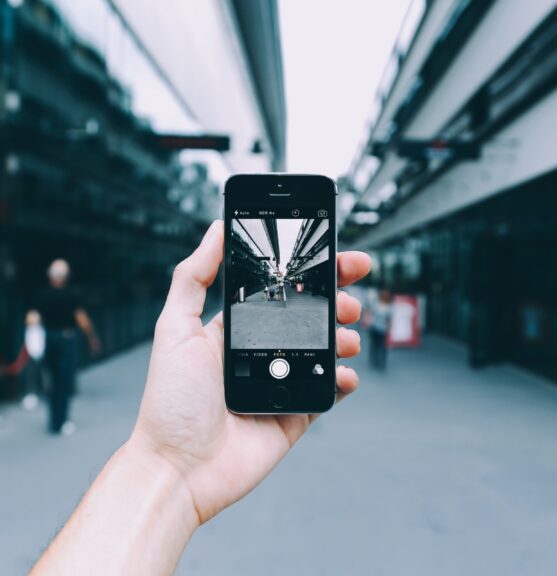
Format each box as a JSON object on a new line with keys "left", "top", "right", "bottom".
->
{"left": 269, "top": 386, "right": 290, "bottom": 409}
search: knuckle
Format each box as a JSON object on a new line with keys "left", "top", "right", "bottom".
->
{"left": 173, "top": 259, "right": 190, "bottom": 278}
{"left": 154, "top": 311, "right": 170, "bottom": 338}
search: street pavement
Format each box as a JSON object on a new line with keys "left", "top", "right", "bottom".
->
{"left": 2, "top": 333, "right": 557, "bottom": 575}
{"left": 231, "top": 286, "right": 328, "bottom": 349}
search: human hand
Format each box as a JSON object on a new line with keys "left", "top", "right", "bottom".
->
{"left": 89, "top": 335, "right": 101, "bottom": 357}
{"left": 131, "top": 220, "right": 370, "bottom": 525}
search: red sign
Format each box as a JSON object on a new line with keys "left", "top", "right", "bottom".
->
{"left": 388, "top": 295, "right": 420, "bottom": 348}
{"left": 155, "top": 134, "right": 230, "bottom": 151}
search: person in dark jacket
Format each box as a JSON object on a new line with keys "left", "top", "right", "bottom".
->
{"left": 28, "top": 259, "right": 100, "bottom": 435}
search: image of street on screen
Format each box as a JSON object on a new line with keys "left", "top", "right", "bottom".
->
{"left": 230, "top": 217, "right": 330, "bottom": 349}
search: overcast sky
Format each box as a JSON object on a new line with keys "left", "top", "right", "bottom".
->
{"left": 277, "top": 219, "right": 303, "bottom": 273}
{"left": 279, "top": 0, "right": 411, "bottom": 178}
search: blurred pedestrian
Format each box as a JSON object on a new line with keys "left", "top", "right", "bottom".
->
{"left": 28, "top": 259, "right": 100, "bottom": 435}
{"left": 21, "top": 310, "right": 46, "bottom": 411}
{"left": 368, "top": 290, "right": 392, "bottom": 371}
{"left": 278, "top": 278, "right": 286, "bottom": 302}
{"left": 263, "top": 285, "right": 269, "bottom": 301}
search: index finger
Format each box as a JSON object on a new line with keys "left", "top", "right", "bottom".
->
{"left": 337, "top": 251, "right": 371, "bottom": 287}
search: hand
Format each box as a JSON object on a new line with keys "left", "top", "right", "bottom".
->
{"left": 89, "top": 335, "right": 101, "bottom": 357}
{"left": 131, "top": 220, "right": 371, "bottom": 525}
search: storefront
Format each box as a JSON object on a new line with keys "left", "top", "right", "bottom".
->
{"left": 373, "top": 169, "right": 557, "bottom": 380}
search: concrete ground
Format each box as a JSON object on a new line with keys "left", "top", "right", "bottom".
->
{"left": 2, "top": 333, "right": 557, "bottom": 575}
{"left": 231, "top": 286, "right": 328, "bottom": 349}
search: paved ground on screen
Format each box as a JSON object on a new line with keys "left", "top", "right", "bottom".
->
{"left": 231, "top": 286, "right": 328, "bottom": 348}
{"left": 1, "top": 333, "right": 557, "bottom": 575}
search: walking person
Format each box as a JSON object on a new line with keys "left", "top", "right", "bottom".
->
{"left": 263, "top": 285, "right": 269, "bottom": 301}
{"left": 278, "top": 278, "right": 286, "bottom": 302}
{"left": 21, "top": 310, "right": 46, "bottom": 411}
{"left": 28, "top": 259, "right": 100, "bottom": 435}
{"left": 368, "top": 290, "right": 392, "bottom": 371}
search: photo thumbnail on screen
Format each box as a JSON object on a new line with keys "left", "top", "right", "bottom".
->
{"left": 230, "top": 217, "right": 330, "bottom": 349}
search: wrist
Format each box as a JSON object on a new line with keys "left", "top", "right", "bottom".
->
{"left": 31, "top": 434, "right": 202, "bottom": 575}
{"left": 124, "top": 432, "right": 201, "bottom": 534}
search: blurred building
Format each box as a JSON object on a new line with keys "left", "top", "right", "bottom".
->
{"left": 341, "top": 0, "right": 557, "bottom": 379}
{"left": 230, "top": 219, "right": 278, "bottom": 301}
{"left": 286, "top": 219, "right": 330, "bottom": 297}
{"left": 0, "top": 0, "right": 285, "bottom": 395}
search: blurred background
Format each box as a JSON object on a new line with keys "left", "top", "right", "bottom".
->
{"left": 1, "top": 0, "right": 557, "bottom": 574}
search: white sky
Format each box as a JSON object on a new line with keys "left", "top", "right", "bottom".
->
{"left": 236, "top": 218, "right": 302, "bottom": 274}
{"left": 279, "top": 0, "right": 411, "bottom": 178}
{"left": 277, "top": 219, "right": 303, "bottom": 273}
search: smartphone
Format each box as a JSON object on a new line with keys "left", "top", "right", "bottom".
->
{"left": 224, "top": 174, "right": 337, "bottom": 414}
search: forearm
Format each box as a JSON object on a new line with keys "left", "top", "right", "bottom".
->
{"left": 31, "top": 435, "right": 199, "bottom": 576}
{"left": 74, "top": 310, "right": 98, "bottom": 344}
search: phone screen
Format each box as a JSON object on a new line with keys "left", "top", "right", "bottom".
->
{"left": 224, "top": 175, "right": 336, "bottom": 413}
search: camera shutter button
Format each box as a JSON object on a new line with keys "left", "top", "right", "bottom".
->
{"left": 269, "top": 359, "right": 290, "bottom": 379}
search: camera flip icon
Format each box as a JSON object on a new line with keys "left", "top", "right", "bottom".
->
{"left": 312, "top": 364, "right": 325, "bottom": 376}
{"left": 317, "top": 209, "right": 327, "bottom": 217}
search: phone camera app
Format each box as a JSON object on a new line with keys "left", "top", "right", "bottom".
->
{"left": 230, "top": 216, "right": 330, "bottom": 350}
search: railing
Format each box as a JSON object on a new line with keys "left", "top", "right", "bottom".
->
{"left": 347, "top": 0, "right": 428, "bottom": 184}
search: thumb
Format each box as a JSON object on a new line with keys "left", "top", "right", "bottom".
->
{"left": 166, "top": 220, "right": 223, "bottom": 318}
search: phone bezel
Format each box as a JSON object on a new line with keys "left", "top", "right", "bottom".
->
{"left": 223, "top": 174, "right": 337, "bottom": 414}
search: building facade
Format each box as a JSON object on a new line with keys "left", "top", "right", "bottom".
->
{"left": 342, "top": 0, "right": 557, "bottom": 380}
{"left": 0, "top": 0, "right": 285, "bottom": 395}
